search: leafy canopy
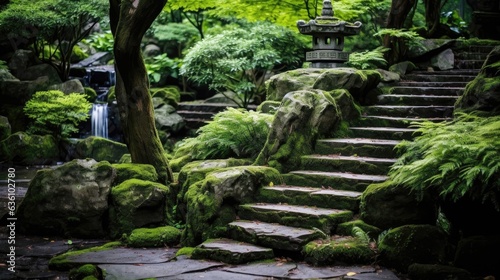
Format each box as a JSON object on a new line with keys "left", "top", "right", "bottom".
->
{"left": 172, "top": 107, "right": 274, "bottom": 161}
{"left": 180, "top": 21, "right": 306, "bottom": 108}
{"left": 389, "top": 113, "right": 500, "bottom": 210}
{"left": 24, "top": 90, "right": 92, "bottom": 139}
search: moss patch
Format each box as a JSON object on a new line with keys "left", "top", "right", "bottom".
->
{"left": 112, "top": 163, "right": 159, "bottom": 185}
{"left": 69, "top": 264, "right": 101, "bottom": 280}
{"left": 49, "top": 241, "right": 122, "bottom": 271}
{"left": 303, "top": 237, "right": 375, "bottom": 266}
{"left": 127, "top": 226, "right": 181, "bottom": 247}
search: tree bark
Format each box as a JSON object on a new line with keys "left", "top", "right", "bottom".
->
{"left": 383, "top": 0, "right": 416, "bottom": 65}
{"left": 109, "top": 0, "right": 173, "bottom": 183}
{"left": 423, "top": 0, "right": 442, "bottom": 38}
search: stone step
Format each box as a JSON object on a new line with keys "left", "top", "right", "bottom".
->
{"left": 176, "top": 110, "right": 215, "bottom": 120}
{"left": 283, "top": 171, "right": 388, "bottom": 192}
{"left": 364, "top": 105, "right": 454, "bottom": 118}
{"left": 353, "top": 115, "right": 452, "bottom": 128}
{"left": 396, "top": 81, "right": 469, "bottom": 87}
{"left": 349, "top": 126, "right": 418, "bottom": 140}
{"left": 192, "top": 238, "right": 274, "bottom": 264}
{"left": 454, "top": 51, "right": 490, "bottom": 60}
{"left": 377, "top": 94, "right": 458, "bottom": 106}
{"left": 409, "top": 69, "right": 480, "bottom": 76}
{"left": 388, "top": 86, "right": 463, "bottom": 96}
{"left": 177, "top": 102, "right": 238, "bottom": 113}
{"left": 403, "top": 74, "right": 476, "bottom": 83}
{"left": 453, "top": 44, "right": 496, "bottom": 54}
{"left": 301, "top": 154, "right": 396, "bottom": 175}
{"left": 238, "top": 203, "right": 353, "bottom": 234}
{"left": 257, "top": 185, "right": 362, "bottom": 211}
{"left": 315, "top": 138, "right": 401, "bottom": 158}
{"left": 228, "top": 220, "right": 324, "bottom": 251}
{"left": 455, "top": 59, "right": 485, "bottom": 70}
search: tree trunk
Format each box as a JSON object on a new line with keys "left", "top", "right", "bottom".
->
{"left": 424, "top": 0, "right": 442, "bottom": 38}
{"left": 384, "top": 0, "right": 416, "bottom": 65}
{"left": 109, "top": 0, "right": 173, "bottom": 183}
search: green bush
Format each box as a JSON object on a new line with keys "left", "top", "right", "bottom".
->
{"left": 345, "top": 46, "right": 389, "bottom": 70}
{"left": 172, "top": 107, "right": 274, "bottom": 161}
{"left": 24, "top": 90, "right": 92, "bottom": 139}
{"left": 180, "top": 21, "right": 306, "bottom": 108}
{"left": 389, "top": 113, "right": 500, "bottom": 208}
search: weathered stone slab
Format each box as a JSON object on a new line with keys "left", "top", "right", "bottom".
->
{"left": 192, "top": 238, "right": 274, "bottom": 264}
{"left": 157, "top": 270, "right": 259, "bottom": 280}
{"left": 99, "top": 257, "right": 224, "bottom": 280}
{"left": 229, "top": 220, "right": 323, "bottom": 251}
{"left": 67, "top": 247, "right": 177, "bottom": 264}
{"left": 223, "top": 262, "right": 386, "bottom": 279}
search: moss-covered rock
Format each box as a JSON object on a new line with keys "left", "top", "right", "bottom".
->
{"left": 109, "top": 179, "right": 171, "bottom": 238}
{"left": 0, "top": 115, "right": 12, "bottom": 141}
{"left": 181, "top": 165, "right": 283, "bottom": 246}
{"left": 0, "top": 131, "right": 59, "bottom": 165}
{"left": 377, "top": 225, "right": 448, "bottom": 273}
{"left": 360, "top": 180, "right": 438, "bottom": 230}
{"left": 254, "top": 89, "right": 342, "bottom": 172}
{"left": 256, "top": 100, "right": 281, "bottom": 114}
{"left": 127, "top": 226, "right": 181, "bottom": 247}
{"left": 69, "top": 264, "right": 101, "bottom": 280}
{"left": 175, "top": 247, "right": 195, "bottom": 257}
{"left": 111, "top": 163, "right": 159, "bottom": 185}
{"left": 407, "top": 263, "right": 471, "bottom": 280}
{"left": 16, "top": 159, "right": 116, "bottom": 237}
{"left": 336, "top": 220, "right": 381, "bottom": 240}
{"left": 455, "top": 45, "right": 500, "bottom": 116}
{"left": 303, "top": 236, "right": 376, "bottom": 266}
{"left": 453, "top": 235, "right": 500, "bottom": 277}
{"left": 75, "top": 136, "right": 128, "bottom": 163}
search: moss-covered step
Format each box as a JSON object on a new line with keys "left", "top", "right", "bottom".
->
{"left": 238, "top": 203, "right": 353, "bottom": 234}
{"left": 301, "top": 154, "right": 396, "bottom": 175}
{"left": 315, "top": 138, "right": 401, "bottom": 158}
{"left": 351, "top": 116, "right": 452, "bottom": 128}
{"left": 228, "top": 220, "right": 324, "bottom": 251}
{"left": 191, "top": 238, "right": 274, "bottom": 264}
{"left": 388, "top": 86, "right": 464, "bottom": 96}
{"left": 348, "top": 127, "right": 418, "bottom": 140}
{"left": 396, "top": 81, "right": 469, "bottom": 87}
{"left": 303, "top": 236, "right": 376, "bottom": 266}
{"left": 364, "top": 105, "right": 455, "bottom": 118}
{"left": 283, "top": 171, "right": 387, "bottom": 192}
{"left": 257, "top": 185, "right": 361, "bottom": 211}
{"left": 377, "top": 94, "right": 459, "bottom": 106}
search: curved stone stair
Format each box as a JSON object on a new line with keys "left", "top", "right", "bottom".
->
{"left": 191, "top": 44, "right": 492, "bottom": 265}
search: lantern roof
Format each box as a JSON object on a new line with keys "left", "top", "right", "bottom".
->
{"left": 297, "top": 0, "right": 362, "bottom": 36}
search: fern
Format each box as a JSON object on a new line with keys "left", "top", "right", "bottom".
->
{"left": 389, "top": 113, "right": 500, "bottom": 209}
{"left": 352, "top": 226, "right": 370, "bottom": 245}
{"left": 172, "top": 108, "right": 273, "bottom": 161}
{"left": 345, "top": 46, "right": 389, "bottom": 70}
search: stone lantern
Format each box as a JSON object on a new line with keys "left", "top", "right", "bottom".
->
{"left": 297, "top": 0, "right": 362, "bottom": 68}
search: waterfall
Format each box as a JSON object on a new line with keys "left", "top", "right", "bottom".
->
{"left": 91, "top": 103, "right": 108, "bottom": 138}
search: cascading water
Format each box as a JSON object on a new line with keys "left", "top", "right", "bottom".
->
{"left": 91, "top": 103, "right": 109, "bottom": 138}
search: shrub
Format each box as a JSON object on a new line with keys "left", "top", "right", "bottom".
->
{"left": 24, "top": 90, "right": 92, "bottom": 139}
{"left": 172, "top": 107, "right": 274, "bottom": 161}
{"left": 389, "top": 113, "right": 500, "bottom": 209}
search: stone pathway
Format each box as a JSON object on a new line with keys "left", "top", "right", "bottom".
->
{"left": 0, "top": 232, "right": 402, "bottom": 280}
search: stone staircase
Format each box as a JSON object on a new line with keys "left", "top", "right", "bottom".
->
{"left": 191, "top": 44, "right": 493, "bottom": 265}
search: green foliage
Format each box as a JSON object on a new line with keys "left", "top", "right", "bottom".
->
{"left": 172, "top": 107, "right": 273, "bottom": 161}
{"left": 24, "top": 90, "right": 92, "bottom": 139}
{"left": 345, "top": 47, "right": 389, "bottom": 69}
{"left": 150, "top": 22, "right": 200, "bottom": 56}
{"left": 351, "top": 226, "right": 371, "bottom": 245}
{"left": 0, "top": 60, "right": 7, "bottom": 70}
{"left": 82, "top": 30, "right": 114, "bottom": 53}
{"left": 440, "top": 10, "right": 468, "bottom": 36}
{"left": 145, "top": 54, "right": 179, "bottom": 85}
{"left": 374, "top": 28, "right": 424, "bottom": 49}
{"left": 0, "top": 0, "right": 108, "bottom": 80}
{"left": 181, "top": 21, "right": 306, "bottom": 108}
{"left": 389, "top": 113, "right": 500, "bottom": 210}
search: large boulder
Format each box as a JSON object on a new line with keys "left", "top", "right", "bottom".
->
{"left": 48, "top": 79, "right": 85, "bottom": 94}
{"left": 455, "top": 45, "right": 500, "bottom": 115}
{"left": 254, "top": 89, "right": 341, "bottom": 172}
{"left": 16, "top": 159, "right": 116, "bottom": 237}
{"left": 108, "top": 179, "right": 172, "bottom": 239}
{"left": 265, "top": 68, "right": 381, "bottom": 105}
{"left": 181, "top": 165, "right": 283, "bottom": 246}
{"left": 378, "top": 224, "right": 449, "bottom": 273}
{"left": 360, "top": 180, "right": 438, "bottom": 230}
{"left": 73, "top": 136, "right": 128, "bottom": 163}
{"left": 0, "top": 132, "right": 59, "bottom": 165}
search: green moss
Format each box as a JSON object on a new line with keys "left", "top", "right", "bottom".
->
{"left": 176, "top": 247, "right": 195, "bottom": 257}
{"left": 49, "top": 241, "right": 122, "bottom": 271}
{"left": 303, "top": 237, "right": 375, "bottom": 266}
{"left": 0, "top": 132, "right": 59, "bottom": 165}
{"left": 75, "top": 136, "right": 128, "bottom": 163}
{"left": 69, "top": 264, "right": 100, "bottom": 280}
{"left": 83, "top": 87, "right": 97, "bottom": 103}
{"left": 112, "top": 163, "right": 159, "bottom": 185}
{"left": 109, "top": 179, "right": 171, "bottom": 238}
{"left": 127, "top": 226, "right": 181, "bottom": 247}
{"left": 336, "top": 220, "right": 381, "bottom": 240}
